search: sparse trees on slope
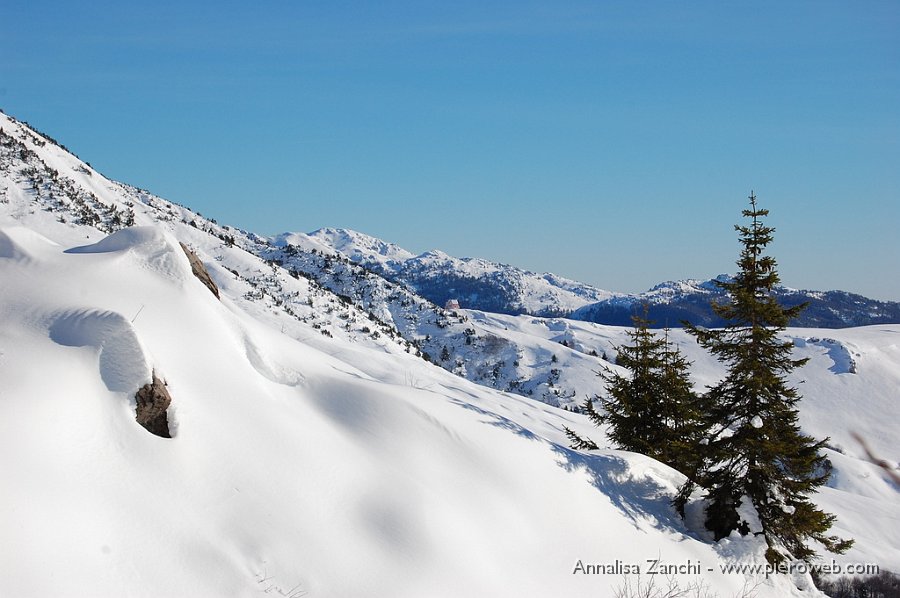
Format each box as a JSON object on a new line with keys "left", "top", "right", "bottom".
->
{"left": 685, "top": 192, "right": 852, "bottom": 564}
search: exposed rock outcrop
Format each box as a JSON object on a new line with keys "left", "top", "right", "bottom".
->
{"left": 135, "top": 372, "right": 172, "bottom": 438}
{"left": 180, "top": 242, "right": 220, "bottom": 299}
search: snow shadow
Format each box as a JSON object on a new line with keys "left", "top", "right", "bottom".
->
{"left": 0, "top": 229, "right": 29, "bottom": 261}
{"left": 306, "top": 378, "right": 403, "bottom": 441}
{"left": 48, "top": 308, "right": 152, "bottom": 393}
{"left": 820, "top": 340, "right": 856, "bottom": 374}
{"left": 446, "top": 397, "right": 539, "bottom": 441}
{"left": 793, "top": 337, "right": 857, "bottom": 374}
{"left": 553, "top": 446, "right": 681, "bottom": 532}
{"left": 446, "top": 394, "right": 682, "bottom": 533}
{"left": 243, "top": 334, "right": 304, "bottom": 387}
{"left": 0, "top": 227, "right": 56, "bottom": 262}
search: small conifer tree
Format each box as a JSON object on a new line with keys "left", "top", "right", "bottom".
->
{"left": 685, "top": 192, "right": 852, "bottom": 564}
{"left": 599, "top": 314, "right": 675, "bottom": 457}
{"left": 566, "top": 313, "right": 704, "bottom": 483}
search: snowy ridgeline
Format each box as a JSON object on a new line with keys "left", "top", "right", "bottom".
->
{"left": 1, "top": 111, "right": 899, "bottom": 597}
{"left": 272, "top": 227, "right": 618, "bottom": 317}
{"left": 275, "top": 228, "right": 900, "bottom": 328}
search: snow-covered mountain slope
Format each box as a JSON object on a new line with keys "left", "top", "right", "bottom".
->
{"left": 571, "top": 276, "right": 900, "bottom": 329}
{"left": 448, "top": 313, "right": 900, "bottom": 579}
{"left": 276, "top": 227, "right": 617, "bottom": 316}
{"left": 0, "top": 113, "right": 426, "bottom": 356}
{"left": 6, "top": 225, "right": 838, "bottom": 598}
{"left": 0, "top": 111, "right": 829, "bottom": 597}
{"left": 2, "top": 110, "right": 898, "bottom": 596}
{"left": 0, "top": 110, "right": 604, "bottom": 410}
{"left": 276, "top": 227, "right": 415, "bottom": 265}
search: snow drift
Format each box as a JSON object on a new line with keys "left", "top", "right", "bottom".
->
{"left": 1, "top": 222, "right": 794, "bottom": 597}
{"left": 2, "top": 109, "right": 898, "bottom": 597}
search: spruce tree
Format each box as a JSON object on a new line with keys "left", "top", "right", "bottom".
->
{"left": 657, "top": 327, "right": 707, "bottom": 478}
{"left": 566, "top": 313, "right": 704, "bottom": 483}
{"left": 686, "top": 192, "right": 852, "bottom": 564}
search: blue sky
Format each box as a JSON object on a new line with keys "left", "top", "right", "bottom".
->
{"left": 2, "top": 1, "right": 898, "bottom": 299}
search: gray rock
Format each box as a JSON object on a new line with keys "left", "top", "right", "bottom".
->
{"left": 180, "top": 242, "right": 220, "bottom": 299}
{"left": 135, "top": 372, "right": 172, "bottom": 438}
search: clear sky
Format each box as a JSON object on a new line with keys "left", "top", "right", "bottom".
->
{"left": 2, "top": 1, "right": 898, "bottom": 299}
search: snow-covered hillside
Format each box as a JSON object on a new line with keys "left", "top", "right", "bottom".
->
{"left": 2, "top": 110, "right": 898, "bottom": 597}
{"left": 465, "top": 311, "right": 900, "bottom": 576}
{"left": 276, "top": 227, "right": 617, "bottom": 316}
{"left": 0, "top": 111, "right": 609, "bottom": 410}
{"left": 276, "top": 227, "right": 415, "bottom": 265}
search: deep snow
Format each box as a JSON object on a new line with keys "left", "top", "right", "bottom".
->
{"left": 2, "top": 110, "right": 898, "bottom": 597}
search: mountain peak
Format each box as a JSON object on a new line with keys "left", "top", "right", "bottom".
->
{"left": 644, "top": 275, "right": 731, "bottom": 298}
{"left": 303, "top": 231, "right": 616, "bottom": 317}
{"left": 306, "top": 227, "right": 415, "bottom": 264}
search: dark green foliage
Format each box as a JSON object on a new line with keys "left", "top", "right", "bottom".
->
{"left": 563, "top": 425, "right": 599, "bottom": 450}
{"left": 685, "top": 193, "right": 852, "bottom": 564}
{"left": 654, "top": 329, "right": 707, "bottom": 479}
{"left": 563, "top": 391, "right": 604, "bottom": 451}
{"left": 597, "top": 316, "right": 704, "bottom": 469}
{"left": 566, "top": 314, "right": 705, "bottom": 490}
{"left": 122, "top": 206, "right": 135, "bottom": 227}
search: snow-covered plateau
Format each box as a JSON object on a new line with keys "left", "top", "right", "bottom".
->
{"left": 1, "top": 111, "right": 898, "bottom": 597}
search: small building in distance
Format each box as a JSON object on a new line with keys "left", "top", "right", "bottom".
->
{"left": 444, "top": 299, "right": 461, "bottom": 310}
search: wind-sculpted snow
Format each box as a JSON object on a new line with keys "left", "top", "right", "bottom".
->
{"left": 791, "top": 336, "right": 859, "bottom": 375}
{"left": 0, "top": 226, "right": 58, "bottom": 262}
{"left": 243, "top": 332, "right": 305, "bottom": 386}
{"left": 48, "top": 308, "right": 152, "bottom": 393}
{"left": 0, "top": 229, "right": 28, "bottom": 261}
{"left": 66, "top": 226, "right": 188, "bottom": 282}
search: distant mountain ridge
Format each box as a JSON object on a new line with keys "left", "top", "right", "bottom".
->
{"left": 572, "top": 276, "right": 900, "bottom": 329}
{"left": 277, "top": 229, "right": 900, "bottom": 329}
{"left": 273, "top": 227, "right": 617, "bottom": 317}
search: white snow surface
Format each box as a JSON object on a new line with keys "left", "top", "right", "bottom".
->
{"left": 0, "top": 220, "right": 788, "bottom": 598}
{"left": 1, "top": 110, "right": 897, "bottom": 597}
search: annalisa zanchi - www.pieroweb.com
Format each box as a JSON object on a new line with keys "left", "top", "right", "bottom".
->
{"left": 572, "top": 558, "right": 880, "bottom": 578}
